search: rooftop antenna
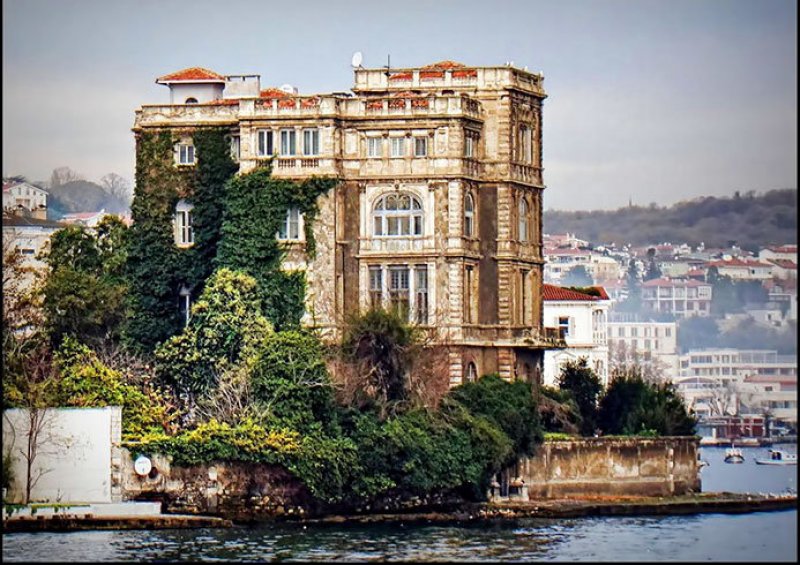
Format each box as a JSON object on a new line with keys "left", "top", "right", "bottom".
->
{"left": 351, "top": 51, "right": 363, "bottom": 69}
{"left": 383, "top": 54, "right": 391, "bottom": 78}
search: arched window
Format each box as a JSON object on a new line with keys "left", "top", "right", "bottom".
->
{"left": 185, "top": 97, "right": 198, "bottom": 104}
{"left": 373, "top": 193, "right": 423, "bottom": 236}
{"left": 465, "top": 362, "right": 478, "bottom": 383}
{"left": 518, "top": 197, "right": 529, "bottom": 242}
{"left": 464, "top": 192, "right": 475, "bottom": 237}
{"left": 174, "top": 200, "right": 194, "bottom": 246}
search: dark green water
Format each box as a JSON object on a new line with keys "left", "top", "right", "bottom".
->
{"left": 3, "top": 444, "right": 797, "bottom": 562}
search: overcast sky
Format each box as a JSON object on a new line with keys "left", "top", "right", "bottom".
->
{"left": 2, "top": 0, "right": 797, "bottom": 210}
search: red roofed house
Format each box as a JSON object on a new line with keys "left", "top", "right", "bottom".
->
{"left": 542, "top": 285, "right": 610, "bottom": 386}
{"left": 759, "top": 245, "right": 798, "bottom": 263}
{"left": 707, "top": 258, "right": 773, "bottom": 281}
{"left": 641, "top": 278, "right": 713, "bottom": 318}
{"left": 765, "top": 259, "right": 797, "bottom": 280}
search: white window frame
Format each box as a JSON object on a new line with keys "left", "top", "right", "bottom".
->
{"left": 276, "top": 207, "right": 302, "bottom": 241}
{"left": 367, "top": 136, "right": 383, "bottom": 158}
{"left": 257, "top": 129, "right": 274, "bottom": 157}
{"left": 174, "top": 200, "right": 194, "bottom": 247}
{"left": 413, "top": 136, "right": 428, "bottom": 157}
{"left": 367, "top": 263, "right": 430, "bottom": 324}
{"left": 177, "top": 142, "right": 195, "bottom": 166}
{"left": 280, "top": 129, "right": 297, "bottom": 156}
{"left": 372, "top": 193, "right": 424, "bottom": 237}
{"left": 303, "top": 128, "right": 320, "bottom": 156}
{"left": 390, "top": 136, "right": 406, "bottom": 158}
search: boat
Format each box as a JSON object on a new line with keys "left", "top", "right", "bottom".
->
{"left": 724, "top": 446, "right": 745, "bottom": 463}
{"left": 755, "top": 449, "right": 798, "bottom": 466}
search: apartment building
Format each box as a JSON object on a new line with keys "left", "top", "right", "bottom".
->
{"left": 134, "top": 61, "right": 561, "bottom": 385}
{"left": 640, "top": 277, "right": 712, "bottom": 318}
{"left": 607, "top": 314, "right": 679, "bottom": 377}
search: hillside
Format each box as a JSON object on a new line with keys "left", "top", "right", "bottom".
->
{"left": 46, "top": 180, "right": 129, "bottom": 218}
{"left": 543, "top": 189, "right": 797, "bottom": 251}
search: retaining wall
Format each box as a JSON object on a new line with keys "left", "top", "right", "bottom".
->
{"left": 512, "top": 436, "right": 701, "bottom": 498}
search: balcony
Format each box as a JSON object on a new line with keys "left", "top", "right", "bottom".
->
{"left": 359, "top": 236, "right": 435, "bottom": 254}
{"left": 462, "top": 325, "right": 566, "bottom": 348}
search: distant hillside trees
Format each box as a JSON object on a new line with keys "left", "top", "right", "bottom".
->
{"left": 544, "top": 189, "right": 797, "bottom": 251}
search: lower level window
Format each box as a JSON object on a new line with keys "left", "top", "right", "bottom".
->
{"left": 277, "top": 208, "right": 301, "bottom": 240}
{"left": 368, "top": 264, "right": 429, "bottom": 324}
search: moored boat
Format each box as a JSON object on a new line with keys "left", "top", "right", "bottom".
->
{"left": 724, "top": 446, "right": 745, "bottom": 463}
{"left": 755, "top": 449, "right": 797, "bottom": 466}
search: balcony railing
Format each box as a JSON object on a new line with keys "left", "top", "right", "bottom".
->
{"left": 462, "top": 325, "right": 566, "bottom": 347}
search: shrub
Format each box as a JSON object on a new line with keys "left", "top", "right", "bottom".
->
{"left": 250, "top": 330, "right": 337, "bottom": 434}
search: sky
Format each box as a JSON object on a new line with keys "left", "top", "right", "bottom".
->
{"left": 2, "top": 0, "right": 797, "bottom": 211}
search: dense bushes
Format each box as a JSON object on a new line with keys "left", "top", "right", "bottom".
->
{"left": 598, "top": 371, "right": 697, "bottom": 436}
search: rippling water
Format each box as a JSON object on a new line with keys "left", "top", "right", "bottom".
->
{"left": 3, "top": 444, "right": 797, "bottom": 562}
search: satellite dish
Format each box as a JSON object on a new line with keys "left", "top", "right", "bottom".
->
{"left": 134, "top": 455, "right": 152, "bottom": 476}
{"left": 351, "top": 51, "right": 363, "bottom": 68}
{"left": 279, "top": 83, "right": 296, "bottom": 94}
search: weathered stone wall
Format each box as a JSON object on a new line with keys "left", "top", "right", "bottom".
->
{"left": 513, "top": 437, "right": 700, "bottom": 498}
{"left": 120, "top": 449, "right": 315, "bottom": 521}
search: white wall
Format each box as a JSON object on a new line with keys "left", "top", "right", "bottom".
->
{"left": 2, "top": 406, "right": 121, "bottom": 503}
{"left": 169, "top": 83, "right": 224, "bottom": 104}
{"left": 543, "top": 300, "right": 609, "bottom": 386}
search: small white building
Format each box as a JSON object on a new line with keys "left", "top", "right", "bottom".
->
{"left": 542, "top": 284, "right": 610, "bottom": 387}
{"left": 2, "top": 180, "right": 48, "bottom": 219}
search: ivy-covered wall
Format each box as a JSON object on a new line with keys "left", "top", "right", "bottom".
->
{"left": 125, "top": 128, "right": 337, "bottom": 352}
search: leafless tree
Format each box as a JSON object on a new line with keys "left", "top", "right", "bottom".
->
{"left": 100, "top": 173, "right": 132, "bottom": 204}
{"left": 705, "top": 380, "right": 738, "bottom": 417}
{"left": 609, "top": 339, "right": 669, "bottom": 384}
{"left": 48, "top": 166, "right": 84, "bottom": 188}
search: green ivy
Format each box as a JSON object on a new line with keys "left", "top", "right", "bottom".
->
{"left": 125, "top": 130, "right": 191, "bottom": 351}
{"left": 216, "top": 164, "right": 337, "bottom": 329}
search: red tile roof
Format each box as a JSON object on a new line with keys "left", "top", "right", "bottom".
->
{"left": 708, "top": 258, "right": 773, "bottom": 268}
{"left": 543, "top": 284, "right": 609, "bottom": 301}
{"left": 767, "top": 259, "right": 797, "bottom": 270}
{"left": 157, "top": 67, "right": 225, "bottom": 83}
{"left": 259, "top": 88, "right": 290, "bottom": 98}
{"left": 422, "top": 60, "right": 466, "bottom": 70}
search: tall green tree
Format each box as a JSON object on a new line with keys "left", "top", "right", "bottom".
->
{"left": 557, "top": 358, "right": 603, "bottom": 436}
{"left": 41, "top": 218, "right": 128, "bottom": 349}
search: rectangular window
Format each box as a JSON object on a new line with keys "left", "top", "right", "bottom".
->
{"left": 520, "top": 269, "right": 530, "bottom": 325}
{"left": 390, "top": 137, "right": 405, "bottom": 157}
{"left": 230, "top": 135, "right": 240, "bottom": 162}
{"left": 367, "top": 137, "right": 382, "bottom": 158}
{"left": 369, "top": 266, "right": 383, "bottom": 309}
{"left": 178, "top": 144, "right": 195, "bottom": 165}
{"left": 464, "top": 133, "right": 475, "bottom": 157}
{"left": 464, "top": 266, "right": 474, "bottom": 323}
{"left": 257, "top": 130, "right": 274, "bottom": 156}
{"left": 177, "top": 210, "right": 194, "bottom": 244}
{"left": 277, "top": 208, "right": 300, "bottom": 240}
{"left": 558, "top": 316, "right": 570, "bottom": 338}
{"left": 415, "top": 265, "right": 428, "bottom": 324}
{"left": 414, "top": 136, "right": 428, "bottom": 157}
{"left": 389, "top": 266, "right": 410, "bottom": 319}
{"left": 618, "top": 327, "right": 625, "bottom": 337}
{"left": 519, "top": 125, "right": 532, "bottom": 163}
{"left": 303, "top": 129, "right": 320, "bottom": 156}
{"left": 280, "top": 129, "right": 296, "bottom": 156}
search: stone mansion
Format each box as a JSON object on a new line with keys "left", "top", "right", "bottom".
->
{"left": 133, "top": 60, "right": 561, "bottom": 385}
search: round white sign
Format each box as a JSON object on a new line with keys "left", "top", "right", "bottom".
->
{"left": 134, "top": 455, "right": 152, "bottom": 476}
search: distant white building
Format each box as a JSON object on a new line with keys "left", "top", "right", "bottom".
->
{"left": 759, "top": 245, "right": 797, "bottom": 263}
{"left": 2, "top": 180, "right": 48, "bottom": 219}
{"left": 607, "top": 315, "right": 679, "bottom": 378}
{"left": 542, "top": 285, "right": 610, "bottom": 387}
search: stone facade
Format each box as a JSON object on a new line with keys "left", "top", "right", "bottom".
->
{"left": 504, "top": 437, "right": 701, "bottom": 499}
{"left": 133, "top": 61, "right": 564, "bottom": 384}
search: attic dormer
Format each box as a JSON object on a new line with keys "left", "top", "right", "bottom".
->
{"left": 156, "top": 67, "right": 226, "bottom": 104}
